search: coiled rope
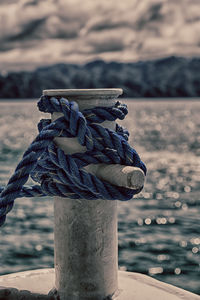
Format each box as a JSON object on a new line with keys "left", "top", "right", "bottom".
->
{"left": 0, "top": 96, "right": 147, "bottom": 226}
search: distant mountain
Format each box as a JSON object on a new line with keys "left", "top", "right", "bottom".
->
{"left": 0, "top": 56, "right": 199, "bottom": 98}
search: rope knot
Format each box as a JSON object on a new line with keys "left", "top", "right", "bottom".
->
{"left": 0, "top": 96, "right": 147, "bottom": 226}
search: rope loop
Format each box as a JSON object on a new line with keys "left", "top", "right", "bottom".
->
{"left": 0, "top": 95, "right": 146, "bottom": 226}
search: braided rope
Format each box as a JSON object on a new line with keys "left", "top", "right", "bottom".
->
{"left": 0, "top": 96, "right": 146, "bottom": 226}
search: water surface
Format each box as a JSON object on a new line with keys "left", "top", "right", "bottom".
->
{"left": 0, "top": 99, "right": 199, "bottom": 294}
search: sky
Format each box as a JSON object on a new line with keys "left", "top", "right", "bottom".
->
{"left": 0, "top": 0, "right": 200, "bottom": 71}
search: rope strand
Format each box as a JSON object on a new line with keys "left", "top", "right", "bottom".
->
{"left": 0, "top": 96, "right": 147, "bottom": 226}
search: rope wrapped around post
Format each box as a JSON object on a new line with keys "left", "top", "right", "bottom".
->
{"left": 0, "top": 95, "right": 147, "bottom": 226}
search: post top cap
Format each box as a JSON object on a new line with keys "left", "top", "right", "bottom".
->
{"left": 43, "top": 88, "right": 123, "bottom": 98}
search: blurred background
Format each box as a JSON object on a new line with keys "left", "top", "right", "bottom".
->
{"left": 0, "top": 0, "right": 200, "bottom": 97}
{"left": 0, "top": 0, "right": 200, "bottom": 296}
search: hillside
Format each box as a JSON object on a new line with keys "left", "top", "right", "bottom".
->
{"left": 0, "top": 56, "right": 199, "bottom": 98}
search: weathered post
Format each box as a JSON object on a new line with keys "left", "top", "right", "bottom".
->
{"left": 43, "top": 89, "right": 144, "bottom": 300}
{"left": 0, "top": 89, "right": 198, "bottom": 300}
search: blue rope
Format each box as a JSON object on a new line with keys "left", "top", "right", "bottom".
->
{"left": 0, "top": 96, "right": 147, "bottom": 226}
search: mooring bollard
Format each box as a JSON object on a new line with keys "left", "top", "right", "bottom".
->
{"left": 0, "top": 89, "right": 199, "bottom": 300}
{"left": 43, "top": 89, "right": 145, "bottom": 300}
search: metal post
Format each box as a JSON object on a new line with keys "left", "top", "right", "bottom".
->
{"left": 43, "top": 89, "right": 144, "bottom": 300}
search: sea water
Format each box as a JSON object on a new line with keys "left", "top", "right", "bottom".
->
{"left": 0, "top": 99, "right": 199, "bottom": 294}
